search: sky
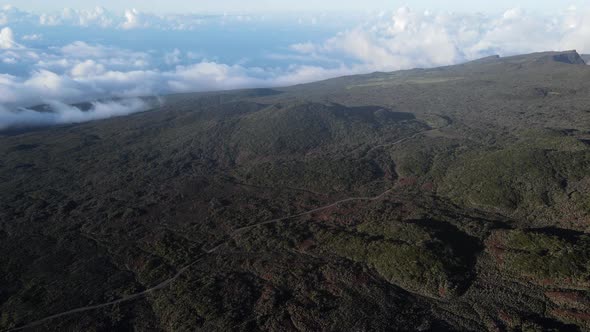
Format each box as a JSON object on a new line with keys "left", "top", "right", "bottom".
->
{"left": 1, "top": 2, "right": 590, "bottom": 129}
{"left": 5, "top": 0, "right": 590, "bottom": 14}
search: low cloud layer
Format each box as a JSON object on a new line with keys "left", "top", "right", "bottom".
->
{"left": 290, "top": 7, "right": 590, "bottom": 71}
{"left": 1, "top": 6, "right": 590, "bottom": 130}
{"left": 0, "top": 98, "right": 152, "bottom": 130}
{"left": 0, "top": 5, "right": 313, "bottom": 31}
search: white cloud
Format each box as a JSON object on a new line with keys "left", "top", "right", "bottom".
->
{"left": 290, "top": 42, "right": 318, "bottom": 54}
{"left": 39, "top": 13, "right": 61, "bottom": 26}
{"left": 3, "top": 5, "right": 297, "bottom": 31}
{"left": 56, "top": 41, "right": 151, "bottom": 71}
{"left": 559, "top": 7, "right": 590, "bottom": 52}
{"left": 70, "top": 60, "right": 106, "bottom": 77}
{"left": 0, "top": 27, "right": 19, "bottom": 49}
{"left": 0, "top": 52, "right": 347, "bottom": 111}
{"left": 0, "top": 98, "right": 152, "bottom": 130}
{"left": 61, "top": 41, "right": 110, "bottom": 58}
{"left": 77, "top": 6, "right": 113, "bottom": 27}
{"left": 22, "top": 34, "right": 42, "bottom": 41}
{"left": 39, "top": 6, "right": 116, "bottom": 27}
{"left": 121, "top": 8, "right": 145, "bottom": 29}
{"left": 290, "top": 7, "right": 590, "bottom": 72}
{"left": 292, "top": 9, "right": 467, "bottom": 70}
{"left": 0, "top": 5, "right": 32, "bottom": 25}
{"left": 23, "top": 69, "right": 81, "bottom": 99}
{"left": 164, "top": 49, "right": 182, "bottom": 65}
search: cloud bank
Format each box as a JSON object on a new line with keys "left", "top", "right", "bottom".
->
{"left": 0, "top": 5, "right": 301, "bottom": 31}
{"left": 290, "top": 6, "right": 590, "bottom": 71}
{"left": 1, "top": 5, "right": 590, "bottom": 130}
{"left": 0, "top": 98, "right": 152, "bottom": 130}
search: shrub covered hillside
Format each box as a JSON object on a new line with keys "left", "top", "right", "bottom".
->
{"left": 1, "top": 51, "right": 590, "bottom": 331}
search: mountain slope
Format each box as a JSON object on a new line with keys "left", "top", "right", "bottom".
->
{"left": 1, "top": 51, "right": 590, "bottom": 331}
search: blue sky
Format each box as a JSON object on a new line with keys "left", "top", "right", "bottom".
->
{"left": 4, "top": 0, "right": 590, "bottom": 14}
{"left": 1, "top": 2, "right": 590, "bottom": 128}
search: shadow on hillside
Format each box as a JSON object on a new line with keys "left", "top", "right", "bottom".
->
{"left": 330, "top": 103, "right": 416, "bottom": 122}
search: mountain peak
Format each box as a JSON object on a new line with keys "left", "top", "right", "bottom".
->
{"left": 550, "top": 50, "right": 586, "bottom": 65}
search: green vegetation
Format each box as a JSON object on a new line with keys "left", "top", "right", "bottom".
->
{"left": 235, "top": 157, "right": 385, "bottom": 193}
{"left": 489, "top": 229, "right": 590, "bottom": 287}
{"left": 316, "top": 220, "right": 474, "bottom": 298}
{"left": 441, "top": 135, "right": 590, "bottom": 226}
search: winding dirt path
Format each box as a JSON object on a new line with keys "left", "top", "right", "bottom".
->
{"left": 6, "top": 189, "right": 393, "bottom": 332}
{"left": 6, "top": 120, "right": 450, "bottom": 331}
